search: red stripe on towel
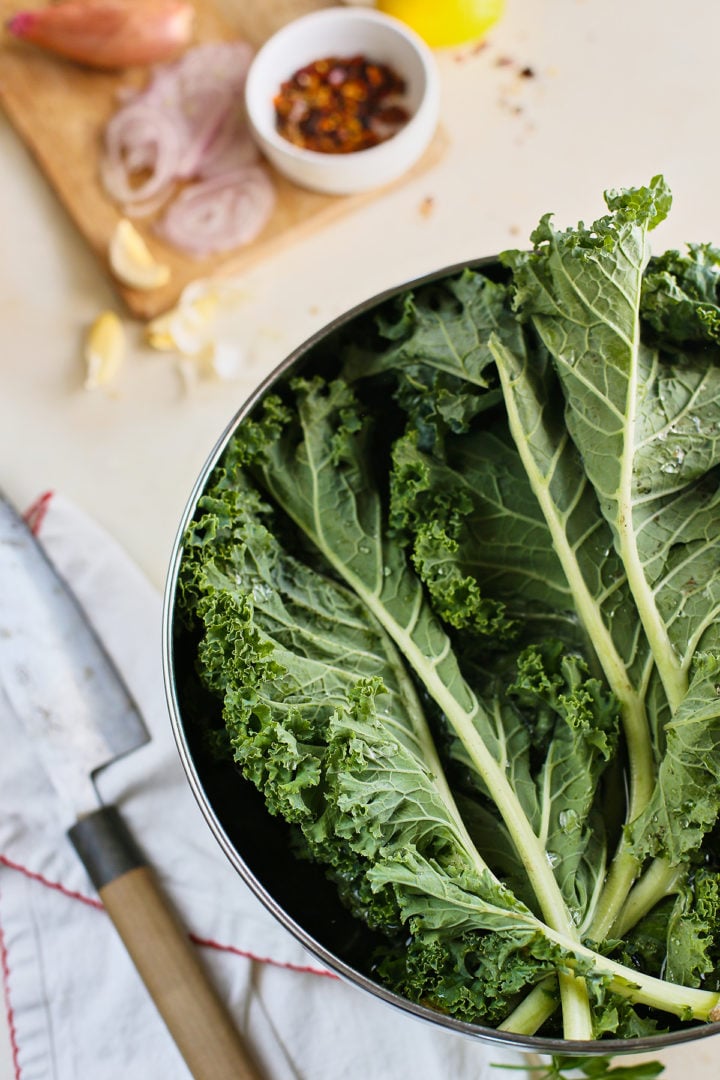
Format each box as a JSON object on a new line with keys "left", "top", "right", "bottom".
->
{"left": 0, "top": 855, "right": 102, "bottom": 911}
{"left": 189, "top": 933, "right": 338, "bottom": 979}
{"left": 23, "top": 491, "right": 55, "bottom": 536}
{"left": 0, "top": 899, "right": 22, "bottom": 1079}
{"left": 0, "top": 855, "right": 335, "bottom": 979}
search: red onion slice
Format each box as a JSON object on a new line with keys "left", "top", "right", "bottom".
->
{"left": 101, "top": 99, "right": 186, "bottom": 206}
{"left": 197, "top": 104, "right": 259, "bottom": 178}
{"left": 155, "top": 165, "right": 275, "bottom": 257}
{"left": 174, "top": 86, "right": 233, "bottom": 178}
{"left": 170, "top": 41, "right": 253, "bottom": 100}
{"left": 101, "top": 41, "right": 271, "bottom": 256}
{"left": 168, "top": 42, "right": 255, "bottom": 178}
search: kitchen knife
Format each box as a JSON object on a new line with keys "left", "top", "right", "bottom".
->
{"left": 0, "top": 493, "right": 263, "bottom": 1080}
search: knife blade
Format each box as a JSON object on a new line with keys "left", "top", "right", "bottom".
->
{"left": 0, "top": 493, "right": 263, "bottom": 1080}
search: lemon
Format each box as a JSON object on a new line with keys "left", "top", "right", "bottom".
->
{"left": 377, "top": 0, "right": 505, "bottom": 48}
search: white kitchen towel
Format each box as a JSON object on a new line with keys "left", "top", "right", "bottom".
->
{"left": 0, "top": 491, "right": 532, "bottom": 1080}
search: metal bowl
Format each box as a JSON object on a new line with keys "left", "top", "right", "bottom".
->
{"left": 162, "top": 257, "right": 720, "bottom": 1058}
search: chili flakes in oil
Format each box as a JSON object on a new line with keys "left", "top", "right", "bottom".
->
{"left": 274, "top": 54, "right": 410, "bottom": 154}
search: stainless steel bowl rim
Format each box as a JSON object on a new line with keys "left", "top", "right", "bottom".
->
{"left": 161, "top": 255, "right": 720, "bottom": 1057}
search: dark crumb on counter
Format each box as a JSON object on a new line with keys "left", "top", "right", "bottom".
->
{"left": 419, "top": 195, "right": 435, "bottom": 218}
{"left": 494, "top": 57, "right": 538, "bottom": 80}
{"left": 497, "top": 95, "right": 525, "bottom": 115}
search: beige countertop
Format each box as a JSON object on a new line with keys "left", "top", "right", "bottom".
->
{"left": 2, "top": 0, "right": 720, "bottom": 1075}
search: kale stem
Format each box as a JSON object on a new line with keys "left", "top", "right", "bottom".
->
{"left": 540, "top": 928, "right": 720, "bottom": 1020}
{"left": 588, "top": 848, "right": 641, "bottom": 942}
{"left": 557, "top": 974, "right": 593, "bottom": 1041}
{"left": 359, "top": 601, "right": 596, "bottom": 1039}
{"left": 497, "top": 907, "right": 720, "bottom": 1022}
{"left": 611, "top": 859, "right": 685, "bottom": 939}
{"left": 492, "top": 334, "right": 660, "bottom": 951}
{"left": 612, "top": 269, "right": 688, "bottom": 717}
{"left": 501, "top": 859, "right": 687, "bottom": 1035}
{"left": 498, "top": 978, "right": 558, "bottom": 1036}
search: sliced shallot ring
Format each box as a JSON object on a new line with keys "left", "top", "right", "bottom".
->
{"left": 174, "top": 88, "right": 235, "bottom": 179}
{"left": 100, "top": 41, "right": 270, "bottom": 257}
{"left": 167, "top": 43, "right": 255, "bottom": 176}
{"left": 102, "top": 100, "right": 185, "bottom": 205}
{"left": 198, "top": 106, "right": 259, "bottom": 178}
{"left": 122, "top": 189, "right": 176, "bottom": 220}
{"left": 171, "top": 41, "right": 253, "bottom": 100}
{"left": 155, "top": 166, "right": 275, "bottom": 258}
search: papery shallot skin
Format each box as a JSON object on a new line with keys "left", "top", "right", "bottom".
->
{"left": 6, "top": 0, "right": 195, "bottom": 70}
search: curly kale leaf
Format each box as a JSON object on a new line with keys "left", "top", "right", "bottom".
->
{"left": 665, "top": 870, "right": 720, "bottom": 989}
{"left": 642, "top": 243, "right": 720, "bottom": 345}
{"left": 241, "top": 378, "right": 620, "bottom": 927}
{"left": 376, "top": 928, "right": 557, "bottom": 1027}
{"left": 626, "top": 654, "right": 720, "bottom": 865}
{"left": 502, "top": 176, "right": 720, "bottom": 712}
{"left": 342, "top": 269, "right": 516, "bottom": 449}
{"left": 178, "top": 464, "right": 544, "bottom": 946}
{"left": 176, "top": 176, "right": 720, "bottom": 1039}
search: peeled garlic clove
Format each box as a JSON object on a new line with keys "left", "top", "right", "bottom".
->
{"left": 144, "top": 313, "right": 176, "bottom": 351}
{"left": 109, "top": 219, "right": 171, "bottom": 290}
{"left": 84, "top": 311, "right": 124, "bottom": 390}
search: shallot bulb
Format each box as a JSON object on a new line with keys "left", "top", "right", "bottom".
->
{"left": 6, "top": 0, "right": 195, "bottom": 70}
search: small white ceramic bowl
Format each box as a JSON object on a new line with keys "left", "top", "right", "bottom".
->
{"left": 244, "top": 7, "right": 440, "bottom": 196}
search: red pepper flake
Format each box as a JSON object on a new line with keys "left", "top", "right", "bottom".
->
{"left": 274, "top": 54, "right": 410, "bottom": 154}
{"left": 453, "top": 39, "right": 488, "bottom": 63}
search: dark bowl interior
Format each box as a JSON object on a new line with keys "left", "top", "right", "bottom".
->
{"left": 162, "top": 257, "right": 720, "bottom": 1058}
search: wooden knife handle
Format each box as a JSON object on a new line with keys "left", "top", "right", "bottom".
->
{"left": 69, "top": 805, "right": 264, "bottom": 1080}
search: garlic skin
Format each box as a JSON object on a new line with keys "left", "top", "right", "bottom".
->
{"left": 146, "top": 280, "right": 246, "bottom": 386}
{"left": 6, "top": 0, "right": 195, "bottom": 70}
{"left": 84, "top": 311, "right": 125, "bottom": 390}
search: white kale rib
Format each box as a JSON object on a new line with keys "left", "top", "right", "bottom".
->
{"left": 504, "top": 178, "right": 689, "bottom": 715}
{"left": 500, "top": 177, "right": 720, "bottom": 937}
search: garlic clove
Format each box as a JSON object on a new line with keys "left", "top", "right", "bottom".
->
{"left": 109, "top": 219, "right": 171, "bottom": 290}
{"left": 144, "top": 313, "right": 177, "bottom": 352}
{"left": 145, "top": 280, "right": 247, "bottom": 388}
{"left": 146, "top": 289, "right": 220, "bottom": 354}
{"left": 84, "top": 311, "right": 125, "bottom": 390}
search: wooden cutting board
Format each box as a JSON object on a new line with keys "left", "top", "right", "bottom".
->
{"left": 0, "top": 0, "right": 445, "bottom": 319}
